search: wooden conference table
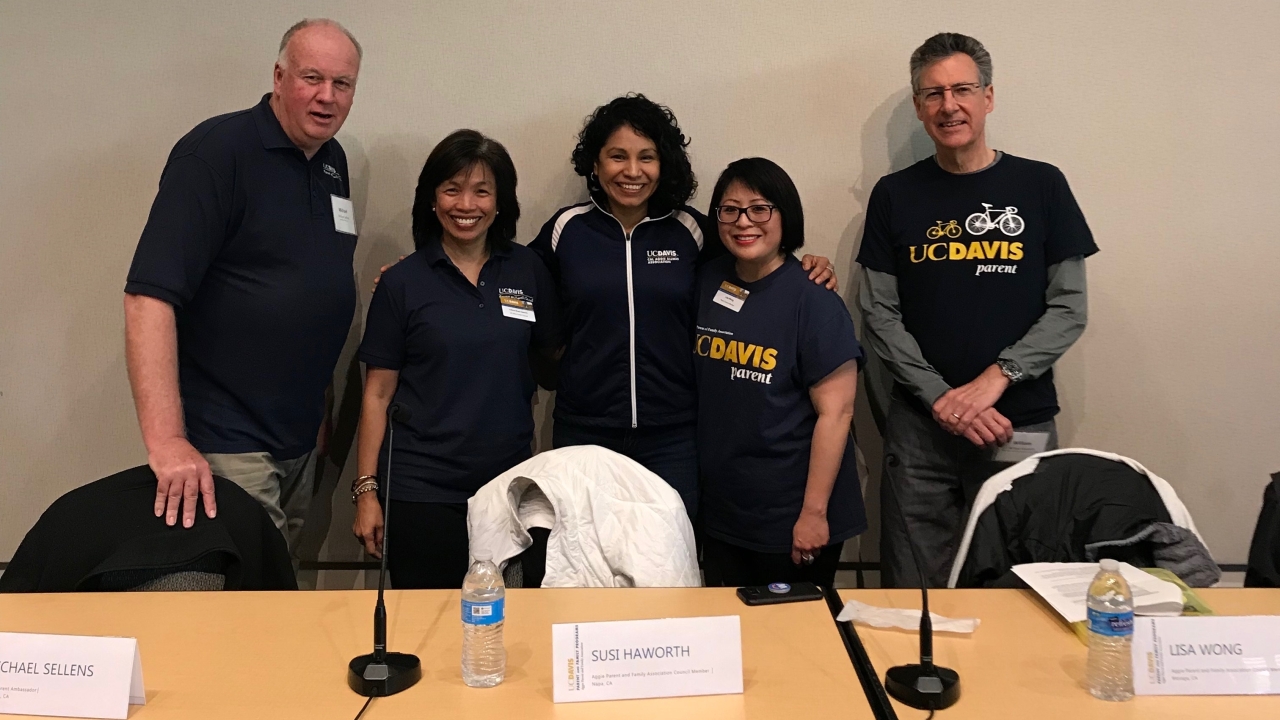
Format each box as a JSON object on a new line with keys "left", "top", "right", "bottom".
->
{"left": 841, "top": 587, "right": 1280, "bottom": 719}
{"left": 1, "top": 587, "right": 1277, "bottom": 719}
{"left": 0, "top": 587, "right": 861, "bottom": 720}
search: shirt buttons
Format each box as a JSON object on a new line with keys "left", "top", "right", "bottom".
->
{"left": 479, "top": 281, "right": 486, "bottom": 286}
{"left": 479, "top": 303, "right": 485, "bottom": 308}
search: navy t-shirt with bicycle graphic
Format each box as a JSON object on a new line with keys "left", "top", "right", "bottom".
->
{"left": 856, "top": 153, "right": 1098, "bottom": 425}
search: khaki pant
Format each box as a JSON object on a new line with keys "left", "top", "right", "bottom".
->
{"left": 204, "top": 450, "right": 317, "bottom": 555}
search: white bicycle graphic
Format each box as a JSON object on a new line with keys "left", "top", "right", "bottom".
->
{"left": 965, "top": 203, "right": 1025, "bottom": 236}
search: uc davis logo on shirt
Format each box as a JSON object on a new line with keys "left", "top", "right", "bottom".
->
{"left": 647, "top": 250, "right": 680, "bottom": 265}
{"left": 322, "top": 163, "right": 343, "bottom": 181}
{"left": 911, "top": 202, "right": 1026, "bottom": 276}
{"left": 695, "top": 330, "right": 778, "bottom": 385}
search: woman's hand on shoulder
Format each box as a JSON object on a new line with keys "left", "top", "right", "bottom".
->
{"left": 800, "top": 254, "right": 838, "bottom": 292}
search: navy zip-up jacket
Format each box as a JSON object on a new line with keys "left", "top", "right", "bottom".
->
{"left": 530, "top": 201, "right": 721, "bottom": 429}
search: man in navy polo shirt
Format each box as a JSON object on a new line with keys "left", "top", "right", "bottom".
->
{"left": 856, "top": 33, "right": 1098, "bottom": 587}
{"left": 124, "top": 19, "right": 362, "bottom": 550}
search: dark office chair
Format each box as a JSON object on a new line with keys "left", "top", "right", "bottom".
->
{"left": 0, "top": 465, "right": 296, "bottom": 592}
{"left": 950, "top": 452, "right": 1219, "bottom": 589}
{"left": 1244, "top": 473, "right": 1280, "bottom": 588}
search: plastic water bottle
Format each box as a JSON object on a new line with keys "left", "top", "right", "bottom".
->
{"left": 461, "top": 550, "right": 505, "bottom": 688}
{"left": 1085, "top": 558, "right": 1134, "bottom": 701}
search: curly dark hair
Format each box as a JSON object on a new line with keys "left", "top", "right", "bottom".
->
{"left": 571, "top": 94, "right": 696, "bottom": 217}
{"left": 411, "top": 129, "right": 519, "bottom": 253}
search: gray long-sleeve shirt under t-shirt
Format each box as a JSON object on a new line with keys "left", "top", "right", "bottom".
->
{"left": 856, "top": 257, "right": 1088, "bottom": 408}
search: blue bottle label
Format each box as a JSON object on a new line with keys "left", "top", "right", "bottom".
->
{"left": 462, "top": 598, "right": 504, "bottom": 626}
{"left": 1087, "top": 607, "right": 1134, "bottom": 637}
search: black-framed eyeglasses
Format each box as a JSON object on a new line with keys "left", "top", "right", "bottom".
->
{"left": 915, "top": 82, "right": 985, "bottom": 106}
{"left": 715, "top": 204, "right": 777, "bottom": 224}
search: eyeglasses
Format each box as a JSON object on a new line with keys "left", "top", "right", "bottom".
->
{"left": 715, "top": 204, "right": 777, "bottom": 224}
{"left": 915, "top": 82, "right": 985, "bottom": 107}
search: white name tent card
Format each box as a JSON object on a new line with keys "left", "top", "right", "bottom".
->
{"left": 551, "top": 615, "right": 742, "bottom": 703}
{"left": 1133, "top": 616, "right": 1280, "bottom": 695}
{"left": 0, "top": 632, "right": 144, "bottom": 720}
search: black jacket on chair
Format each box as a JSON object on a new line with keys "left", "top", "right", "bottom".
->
{"left": 955, "top": 454, "right": 1218, "bottom": 588}
{"left": 0, "top": 465, "right": 296, "bottom": 592}
{"left": 1245, "top": 473, "right": 1280, "bottom": 588}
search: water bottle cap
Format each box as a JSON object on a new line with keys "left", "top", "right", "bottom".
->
{"left": 1100, "top": 558, "right": 1119, "bottom": 572}
{"left": 473, "top": 549, "right": 493, "bottom": 562}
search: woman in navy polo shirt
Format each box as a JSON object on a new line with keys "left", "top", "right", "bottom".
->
{"left": 528, "top": 95, "right": 835, "bottom": 520}
{"left": 695, "top": 158, "right": 866, "bottom": 589}
{"left": 352, "top": 130, "right": 560, "bottom": 589}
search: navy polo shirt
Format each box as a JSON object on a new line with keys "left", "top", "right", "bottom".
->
{"left": 358, "top": 240, "right": 562, "bottom": 503}
{"left": 695, "top": 255, "right": 867, "bottom": 553}
{"left": 125, "top": 94, "right": 357, "bottom": 458}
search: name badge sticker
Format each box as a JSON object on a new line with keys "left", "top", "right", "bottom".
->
{"left": 0, "top": 632, "right": 145, "bottom": 719}
{"left": 331, "top": 195, "right": 357, "bottom": 235}
{"left": 712, "top": 281, "right": 749, "bottom": 312}
{"left": 498, "top": 291, "right": 536, "bottom": 322}
{"left": 991, "top": 431, "right": 1050, "bottom": 463}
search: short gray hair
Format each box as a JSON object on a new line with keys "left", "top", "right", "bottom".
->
{"left": 909, "top": 33, "right": 991, "bottom": 93}
{"left": 278, "top": 18, "right": 363, "bottom": 65}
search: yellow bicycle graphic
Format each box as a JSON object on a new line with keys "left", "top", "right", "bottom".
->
{"left": 926, "top": 220, "right": 963, "bottom": 239}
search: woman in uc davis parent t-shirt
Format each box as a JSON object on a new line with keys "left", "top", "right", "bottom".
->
{"left": 695, "top": 158, "right": 867, "bottom": 589}
{"left": 528, "top": 94, "right": 838, "bottom": 520}
{"left": 352, "top": 131, "right": 561, "bottom": 589}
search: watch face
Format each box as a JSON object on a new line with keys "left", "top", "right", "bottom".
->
{"left": 999, "top": 360, "right": 1023, "bottom": 381}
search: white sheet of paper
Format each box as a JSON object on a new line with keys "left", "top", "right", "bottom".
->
{"left": 991, "top": 431, "right": 1050, "bottom": 463}
{"left": 551, "top": 615, "right": 742, "bottom": 703}
{"left": 1133, "top": 615, "right": 1280, "bottom": 695}
{"left": 1011, "top": 562, "right": 1184, "bottom": 624}
{"left": 0, "top": 632, "right": 145, "bottom": 719}
{"left": 331, "top": 194, "right": 357, "bottom": 235}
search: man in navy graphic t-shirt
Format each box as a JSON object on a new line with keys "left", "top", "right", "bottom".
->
{"left": 856, "top": 33, "right": 1099, "bottom": 588}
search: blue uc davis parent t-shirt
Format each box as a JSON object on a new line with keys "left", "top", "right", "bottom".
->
{"left": 855, "top": 154, "right": 1098, "bottom": 425}
{"left": 358, "top": 240, "right": 561, "bottom": 503}
{"left": 695, "top": 254, "right": 867, "bottom": 553}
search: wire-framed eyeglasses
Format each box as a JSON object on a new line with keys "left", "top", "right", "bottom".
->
{"left": 915, "top": 82, "right": 985, "bottom": 106}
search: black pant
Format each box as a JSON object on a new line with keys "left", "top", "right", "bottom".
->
{"left": 701, "top": 535, "right": 843, "bottom": 589}
{"left": 385, "top": 500, "right": 470, "bottom": 590}
{"left": 552, "top": 420, "right": 699, "bottom": 519}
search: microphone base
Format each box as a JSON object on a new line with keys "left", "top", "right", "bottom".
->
{"left": 348, "top": 652, "right": 422, "bottom": 697}
{"left": 885, "top": 663, "right": 960, "bottom": 710}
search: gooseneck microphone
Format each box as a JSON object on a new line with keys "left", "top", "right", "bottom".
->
{"left": 348, "top": 402, "right": 422, "bottom": 697}
{"left": 882, "top": 460, "right": 960, "bottom": 711}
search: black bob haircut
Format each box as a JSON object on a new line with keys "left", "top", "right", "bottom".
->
{"left": 709, "top": 157, "right": 805, "bottom": 254}
{"left": 571, "top": 94, "right": 696, "bottom": 217}
{"left": 412, "top": 129, "right": 520, "bottom": 252}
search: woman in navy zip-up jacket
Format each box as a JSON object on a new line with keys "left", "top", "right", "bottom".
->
{"left": 530, "top": 95, "right": 835, "bottom": 519}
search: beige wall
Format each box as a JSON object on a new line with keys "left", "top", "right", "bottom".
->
{"left": 2, "top": 1, "right": 1277, "bottom": 571}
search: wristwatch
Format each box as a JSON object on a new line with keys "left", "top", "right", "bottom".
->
{"left": 996, "top": 358, "right": 1025, "bottom": 384}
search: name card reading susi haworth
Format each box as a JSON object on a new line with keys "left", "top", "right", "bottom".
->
{"left": 0, "top": 632, "right": 144, "bottom": 720}
{"left": 1133, "top": 616, "right": 1280, "bottom": 696}
{"left": 551, "top": 615, "right": 743, "bottom": 703}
